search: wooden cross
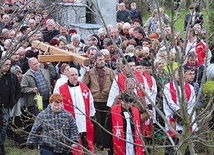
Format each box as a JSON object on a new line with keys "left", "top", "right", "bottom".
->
{"left": 32, "top": 40, "right": 90, "bottom": 66}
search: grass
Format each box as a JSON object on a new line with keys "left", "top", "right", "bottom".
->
{"left": 142, "top": 9, "right": 206, "bottom": 33}
{"left": 5, "top": 139, "right": 39, "bottom": 155}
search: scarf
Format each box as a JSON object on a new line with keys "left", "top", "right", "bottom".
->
{"left": 96, "top": 65, "right": 105, "bottom": 91}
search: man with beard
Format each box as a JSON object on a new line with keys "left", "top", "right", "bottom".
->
{"left": 83, "top": 52, "right": 115, "bottom": 150}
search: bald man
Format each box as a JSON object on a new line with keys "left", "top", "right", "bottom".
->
{"left": 59, "top": 67, "right": 95, "bottom": 153}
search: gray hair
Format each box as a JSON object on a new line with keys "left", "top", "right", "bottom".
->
{"left": 71, "top": 34, "right": 80, "bottom": 42}
{"left": 154, "top": 57, "right": 165, "bottom": 67}
{"left": 11, "top": 65, "right": 22, "bottom": 74}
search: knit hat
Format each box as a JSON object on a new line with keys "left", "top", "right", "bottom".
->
{"left": 11, "top": 65, "right": 22, "bottom": 74}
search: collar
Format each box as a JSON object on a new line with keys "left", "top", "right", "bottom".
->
{"left": 68, "top": 80, "right": 79, "bottom": 87}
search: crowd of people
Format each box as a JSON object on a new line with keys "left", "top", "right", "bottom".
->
{"left": 0, "top": 0, "right": 213, "bottom": 155}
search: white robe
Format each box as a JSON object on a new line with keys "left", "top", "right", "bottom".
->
{"left": 163, "top": 82, "right": 198, "bottom": 131}
{"left": 68, "top": 85, "right": 95, "bottom": 133}
{"left": 107, "top": 74, "right": 150, "bottom": 107}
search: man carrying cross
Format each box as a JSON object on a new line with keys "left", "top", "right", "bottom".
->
{"left": 59, "top": 67, "right": 95, "bottom": 154}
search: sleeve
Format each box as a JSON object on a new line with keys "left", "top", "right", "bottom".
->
{"left": 78, "top": 66, "right": 87, "bottom": 82}
{"left": 53, "top": 80, "right": 60, "bottom": 94}
{"left": 82, "top": 71, "right": 90, "bottom": 86}
{"left": 89, "top": 90, "right": 95, "bottom": 117}
{"left": 27, "top": 113, "right": 43, "bottom": 145}
{"left": 102, "top": 113, "right": 113, "bottom": 149}
{"left": 21, "top": 75, "right": 35, "bottom": 94}
{"left": 14, "top": 75, "right": 21, "bottom": 104}
{"left": 143, "top": 17, "right": 151, "bottom": 35}
{"left": 116, "top": 11, "right": 121, "bottom": 22}
{"left": 46, "top": 63, "right": 57, "bottom": 79}
{"left": 68, "top": 113, "right": 79, "bottom": 143}
{"left": 107, "top": 76, "right": 120, "bottom": 107}
{"left": 163, "top": 83, "right": 180, "bottom": 118}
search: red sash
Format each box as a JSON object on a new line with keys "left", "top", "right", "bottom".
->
{"left": 142, "top": 72, "right": 153, "bottom": 138}
{"left": 111, "top": 104, "right": 144, "bottom": 155}
{"left": 168, "top": 82, "right": 192, "bottom": 138}
{"left": 143, "top": 72, "right": 153, "bottom": 91}
{"left": 117, "top": 71, "right": 145, "bottom": 97}
{"left": 59, "top": 82, "right": 94, "bottom": 154}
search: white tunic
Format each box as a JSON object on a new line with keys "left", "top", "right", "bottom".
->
{"left": 68, "top": 85, "right": 95, "bottom": 133}
{"left": 163, "top": 82, "right": 198, "bottom": 131}
{"left": 107, "top": 74, "right": 150, "bottom": 107}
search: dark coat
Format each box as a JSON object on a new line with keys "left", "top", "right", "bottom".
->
{"left": 41, "top": 27, "right": 60, "bottom": 43}
{"left": 184, "top": 12, "right": 203, "bottom": 30}
{"left": 116, "top": 10, "right": 131, "bottom": 23}
{"left": 130, "top": 9, "right": 142, "bottom": 23}
{"left": 0, "top": 71, "right": 21, "bottom": 109}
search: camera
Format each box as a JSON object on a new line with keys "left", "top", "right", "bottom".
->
{"left": 121, "top": 92, "right": 134, "bottom": 103}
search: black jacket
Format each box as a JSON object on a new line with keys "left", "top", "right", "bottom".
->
{"left": 184, "top": 12, "right": 203, "bottom": 30}
{"left": 0, "top": 71, "right": 21, "bottom": 109}
{"left": 41, "top": 28, "right": 60, "bottom": 43}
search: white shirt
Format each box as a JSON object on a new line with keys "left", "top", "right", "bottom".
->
{"left": 68, "top": 85, "right": 95, "bottom": 133}
{"left": 53, "top": 74, "right": 68, "bottom": 94}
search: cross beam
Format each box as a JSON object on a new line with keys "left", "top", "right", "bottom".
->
{"left": 32, "top": 40, "right": 90, "bottom": 66}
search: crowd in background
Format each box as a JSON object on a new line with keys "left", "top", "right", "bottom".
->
{"left": 0, "top": 0, "right": 213, "bottom": 155}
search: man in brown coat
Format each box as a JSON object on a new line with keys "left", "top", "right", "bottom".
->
{"left": 83, "top": 52, "right": 115, "bottom": 150}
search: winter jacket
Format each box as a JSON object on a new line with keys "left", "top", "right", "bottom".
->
{"left": 21, "top": 69, "right": 52, "bottom": 107}
{"left": 82, "top": 67, "right": 115, "bottom": 102}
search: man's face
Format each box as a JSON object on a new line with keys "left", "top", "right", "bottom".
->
{"left": 184, "top": 70, "right": 195, "bottom": 83}
{"left": 188, "top": 57, "right": 197, "bottom": 66}
{"left": 120, "top": 4, "right": 125, "bottom": 11}
{"left": 47, "top": 23, "right": 54, "bottom": 31}
{"left": 110, "top": 30, "right": 119, "bottom": 39}
{"left": 123, "top": 28, "right": 129, "bottom": 35}
{"left": 29, "top": 59, "right": 40, "bottom": 72}
{"left": 133, "top": 31, "right": 142, "bottom": 40}
{"left": 35, "top": 16, "right": 41, "bottom": 23}
{"left": 68, "top": 68, "right": 78, "bottom": 84}
{"left": 129, "top": 30, "right": 134, "bottom": 38}
{"left": 95, "top": 55, "right": 105, "bottom": 68}
{"left": 11, "top": 52, "right": 20, "bottom": 61}
{"left": 87, "top": 50, "right": 96, "bottom": 61}
{"left": 131, "top": 3, "right": 136, "bottom": 10}
{"left": 135, "top": 65, "right": 143, "bottom": 74}
{"left": 107, "top": 45, "right": 115, "bottom": 53}
{"left": 50, "top": 102, "right": 62, "bottom": 112}
{"left": 143, "top": 66, "right": 151, "bottom": 74}
{"left": 142, "top": 41, "right": 151, "bottom": 48}
{"left": 1, "top": 60, "right": 11, "bottom": 73}
{"left": 128, "top": 62, "right": 136, "bottom": 71}
{"left": 164, "top": 27, "right": 171, "bottom": 36}
{"left": 60, "top": 26, "right": 67, "bottom": 36}
{"left": 72, "top": 40, "right": 80, "bottom": 47}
